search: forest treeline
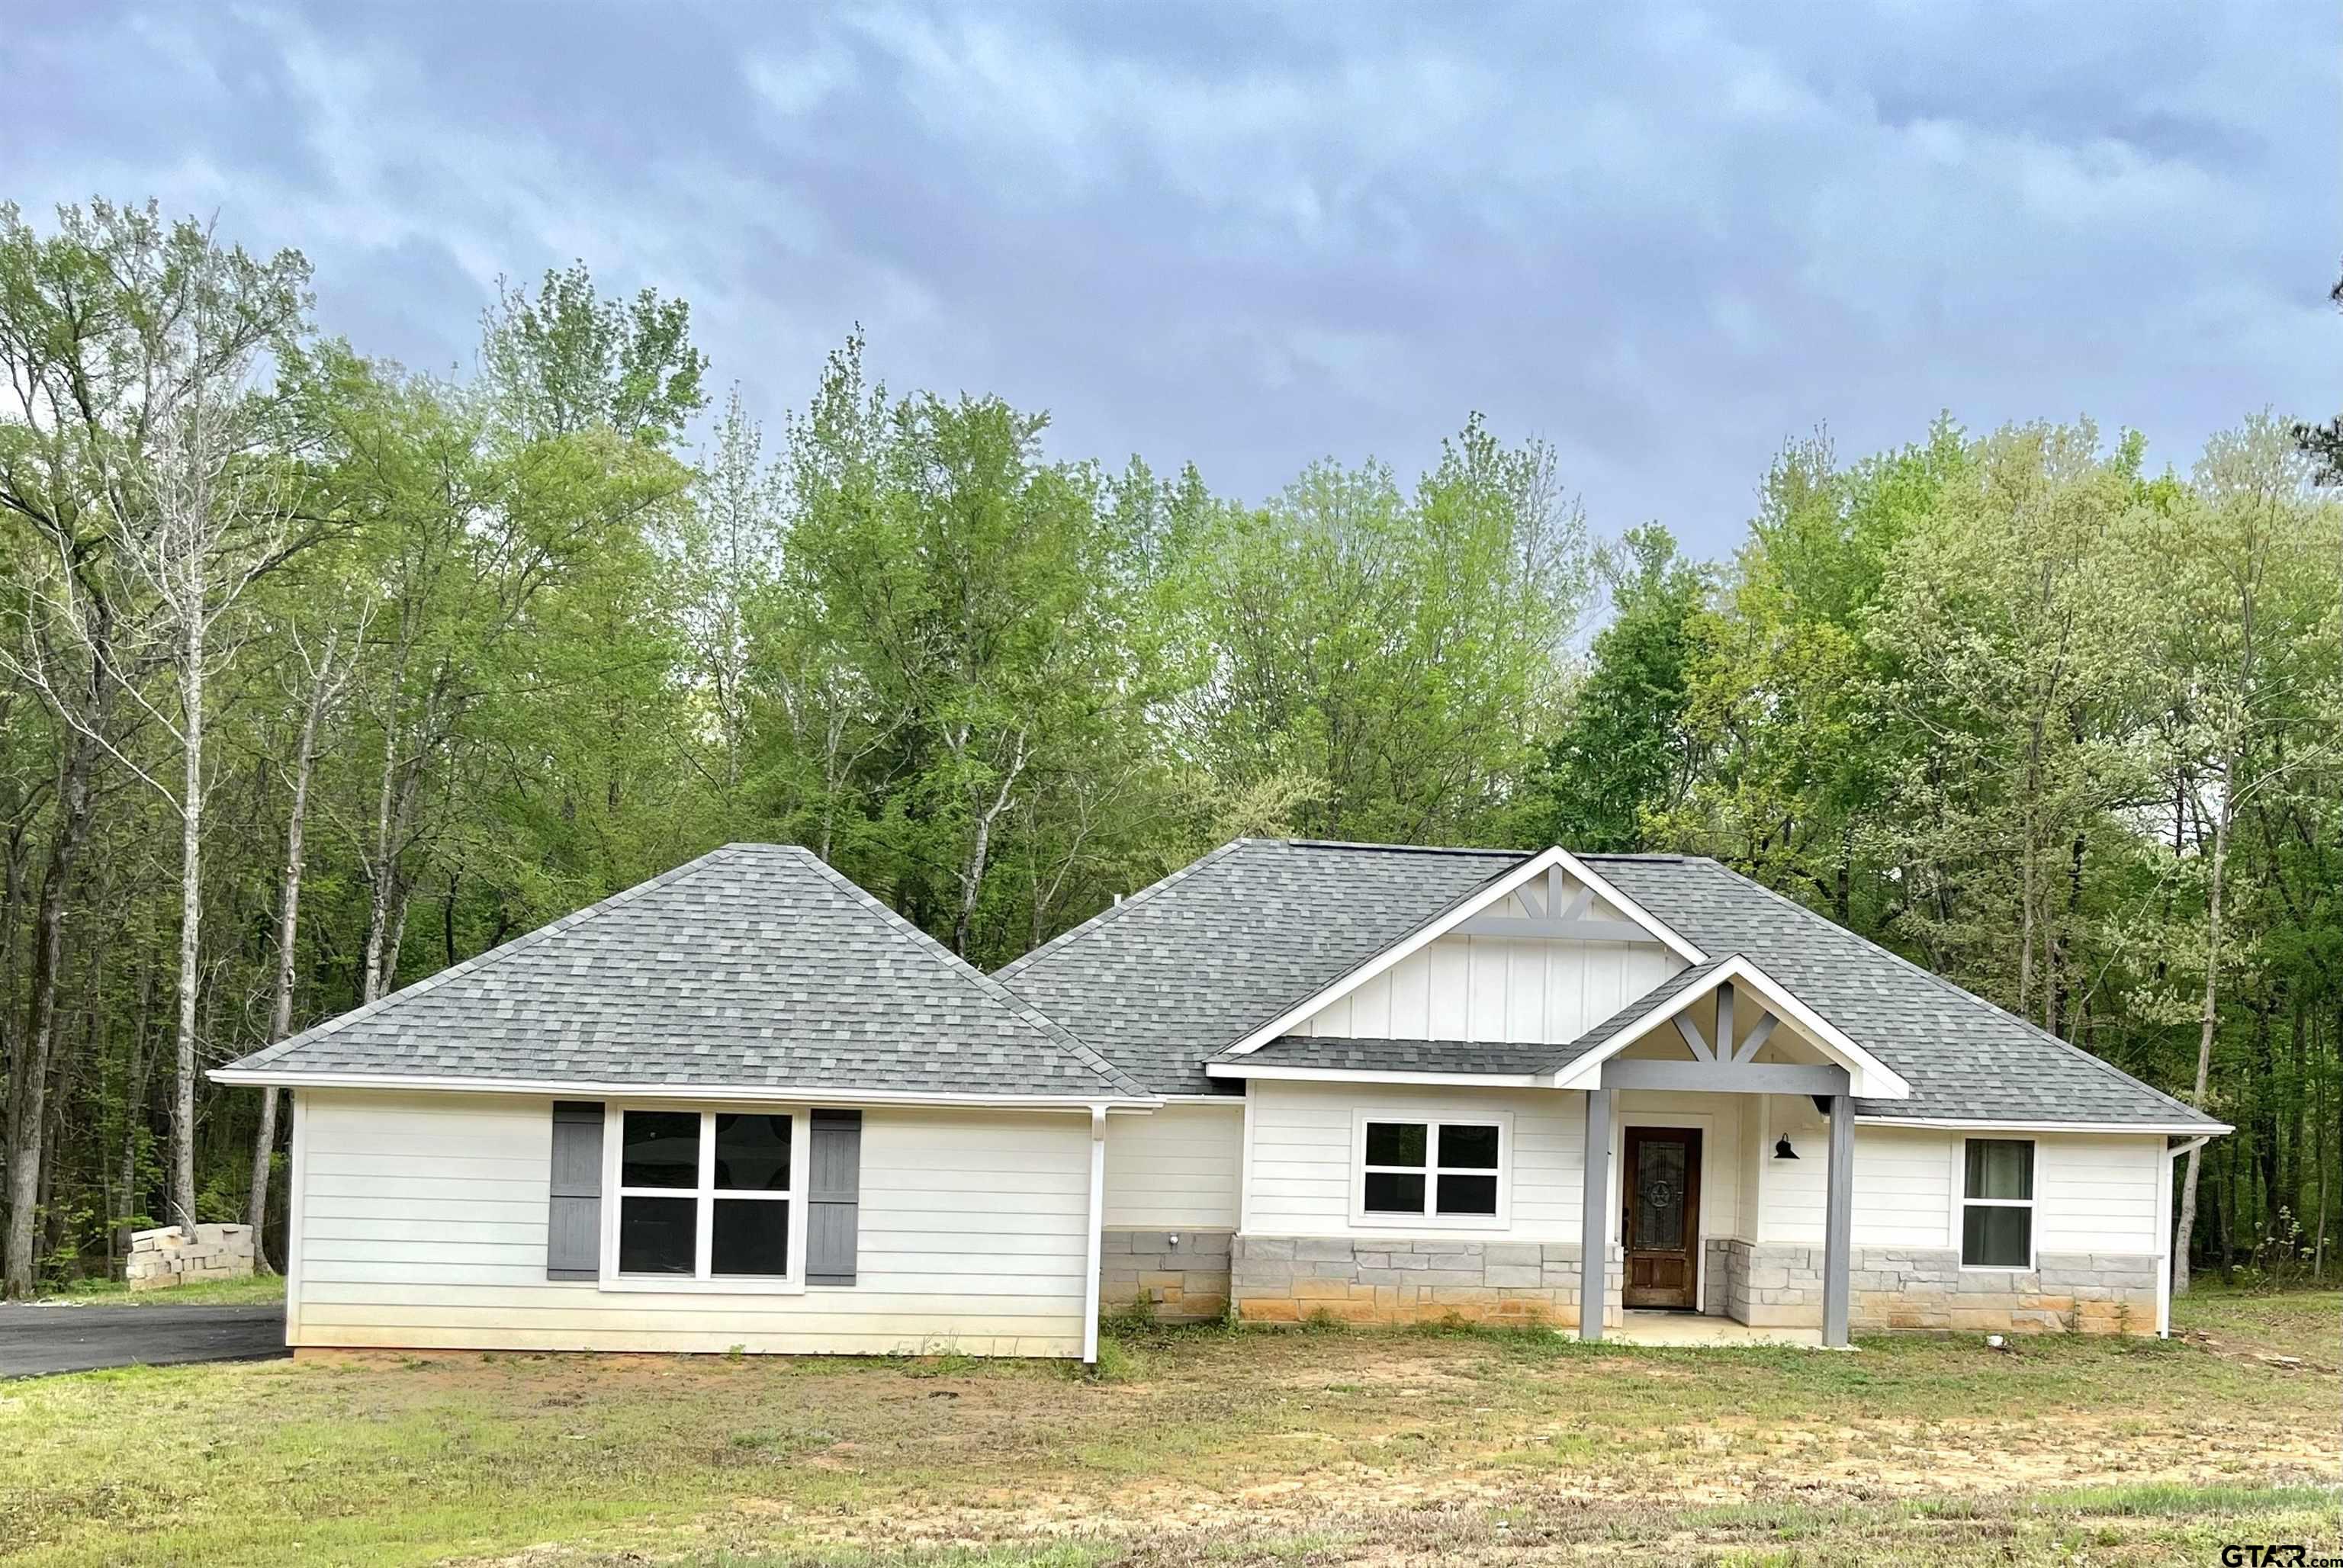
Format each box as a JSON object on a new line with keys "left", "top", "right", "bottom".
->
{"left": 1, "top": 200, "right": 2336, "bottom": 1296}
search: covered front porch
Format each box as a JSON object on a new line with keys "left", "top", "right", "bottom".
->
{"left": 1566, "top": 958, "right": 1899, "bottom": 1349}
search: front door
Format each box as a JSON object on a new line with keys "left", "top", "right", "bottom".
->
{"left": 1621, "top": 1126, "right": 1702, "bottom": 1309}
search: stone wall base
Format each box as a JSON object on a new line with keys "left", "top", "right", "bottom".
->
{"left": 1101, "top": 1229, "right": 1231, "bottom": 1322}
{"left": 1232, "top": 1235, "right": 1621, "bottom": 1328}
{"left": 1850, "top": 1248, "right": 2157, "bottom": 1335}
{"left": 127, "top": 1223, "right": 255, "bottom": 1290}
{"left": 1705, "top": 1239, "right": 2157, "bottom": 1335}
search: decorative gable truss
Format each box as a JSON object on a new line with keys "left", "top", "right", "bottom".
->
{"left": 1549, "top": 953, "right": 1913, "bottom": 1101}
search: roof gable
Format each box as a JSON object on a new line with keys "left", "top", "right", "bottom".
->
{"left": 995, "top": 839, "right": 2225, "bottom": 1129}
{"left": 1231, "top": 849, "right": 1700, "bottom": 1054}
{"left": 217, "top": 844, "right": 1147, "bottom": 1101}
{"left": 1546, "top": 951, "right": 1913, "bottom": 1100}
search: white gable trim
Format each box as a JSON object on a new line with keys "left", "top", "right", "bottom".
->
{"left": 1220, "top": 847, "right": 1707, "bottom": 1057}
{"left": 1548, "top": 953, "right": 1913, "bottom": 1100}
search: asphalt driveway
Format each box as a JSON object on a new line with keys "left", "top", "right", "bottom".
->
{"left": 0, "top": 1301, "right": 287, "bottom": 1378}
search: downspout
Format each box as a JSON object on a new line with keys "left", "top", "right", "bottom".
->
{"left": 2158, "top": 1134, "right": 2213, "bottom": 1339}
{"left": 1082, "top": 1105, "right": 1107, "bottom": 1364}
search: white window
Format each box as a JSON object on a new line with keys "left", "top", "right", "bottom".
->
{"left": 606, "top": 1107, "right": 807, "bottom": 1292}
{"left": 1357, "top": 1117, "right": 1506, "bottom": 1225}
{"left": 1961, "top": 1138, "right": 2034, "bottom": 1268}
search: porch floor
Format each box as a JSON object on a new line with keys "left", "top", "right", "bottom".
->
{"left": 1570, "top": 1310, "right": 1827, "bottom": 1348}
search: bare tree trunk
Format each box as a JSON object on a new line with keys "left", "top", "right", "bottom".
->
{"left": 953, "top": 731, "right": 1028, "bottom": 958}
{"left": 3, "top": 734, "right": 94, "bottom": 1298}
{"left": 169, "top": 619, "right": 204, "bottom": 1234}
{"left": 249, "top": 630, "right": 339, "bottom": 1272}
{"left": 2171, "top": 787, "right": 2229, "bottom": 1297}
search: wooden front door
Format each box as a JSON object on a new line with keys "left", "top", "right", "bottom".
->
{"left": 1621, "top": 1126, "right": 1703, "bottom": 1309}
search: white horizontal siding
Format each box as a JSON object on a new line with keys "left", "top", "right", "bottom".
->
{"left": 290, "top": 1091, "right": 1090, "bottom": 1357}
{"left": 1751, "top": 1115, "right": 2166, "bottom": 1257}
{"left": 2034, "top": 1135, "right": 2162, "bottom": 1252}
{"left": 1243, "top": 1080, "right": 1583, "bottom": 1239}
{"left": 1851, "top": 1126, "right": 1954, "bottom": 1246}
{"left": 1103, "top": 1103, "right": 1241, "bottom": 1229}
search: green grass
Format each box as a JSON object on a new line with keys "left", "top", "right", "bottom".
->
{"left": 0, "top": 1287, "right": 2332, "bottom": 1566}
{"left": 34, "top": 1271, "right": 287, "bottom": 1308}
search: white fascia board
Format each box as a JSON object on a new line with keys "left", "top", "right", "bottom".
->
{"left": 1221, "top": 846, "right": 1707, "bottom": 1058}
{"left": 206, "top": 1067, "right": 1161, "bottom": 1111}
{"left": 1205, "top": 1062, "right": 1544, "bottom": 1089}
{"left": 1855, "top": 1116, "right": 2234, "bottom": 1136}
{"left": 1549, "top": 953, "right": 1913, "bottom": 1101}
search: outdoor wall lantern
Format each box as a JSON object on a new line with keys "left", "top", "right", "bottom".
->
{"left": 1773, "top": 1136, "right": 1799, "bottom": 1160}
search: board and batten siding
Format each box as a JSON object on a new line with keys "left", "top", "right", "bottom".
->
{"left": 291, "top": 1090, "right": 1091, "bottom": 1357}
{"left": 1287, "top": 884, "right": 1685, "bottom": 1048}
{"left": 1102, "top": 1102, "right": 1242, "bottom": 1229}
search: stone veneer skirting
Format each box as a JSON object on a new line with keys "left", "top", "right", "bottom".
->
{"left": 1220, "top": 1235, "right": 2158, "bottom": 1335}
{"left": 1231, "top": 1235, "right": 1622, "bottom": 1328}
{"left": 1100, "top": 1229, "right": 1233, "bottom": 1322}
{"left": 1707, "top": 1239, "right": 2158, "bottom": 1335}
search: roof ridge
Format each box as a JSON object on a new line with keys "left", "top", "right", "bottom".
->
{"left": 1687, "top": 858, "right": 2216, "bottom": 1124}
{"left": 782, "top": 850, "right": 1152, "bottom": 1100}
{"left": 234, "top": 844, "right": 749, "bottom": 1071}
{"left": 1277, "top": 838, "right": 1528, "bottom": 857}
{"left": 995, "top": 837, "right": 1257, "bottom": 983}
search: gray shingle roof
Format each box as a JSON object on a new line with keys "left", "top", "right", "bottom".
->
{"left": 995, "top": 839, "right": 2222, "bottom": 1129}
{"left": 994, "top": 839, "right": 1519, "bottom": 1099}
{"left": 1585, "top": 856, "right": 2219, "bottom": 1126}
{"left": 1242, "top": 1035, "right": 1578, "bottom": 1076}
{"left": 219, "top": 844, "right": 1149, "bottom": 1100}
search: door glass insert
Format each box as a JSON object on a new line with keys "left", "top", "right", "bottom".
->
{"left": 1632, "top": 1137, "right": 1688, "bottom": 1252}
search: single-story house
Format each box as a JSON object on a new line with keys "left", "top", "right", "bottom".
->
{"left": 214, "top": 839, "right": 2227, "bottom": 1360}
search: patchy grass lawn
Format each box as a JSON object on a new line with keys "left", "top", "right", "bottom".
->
{"left": 1, "top": 1288, "right": 2333, "bottom": 1566}
{"left": 36, "top": 1272, "right": 288, "bottom": 1309}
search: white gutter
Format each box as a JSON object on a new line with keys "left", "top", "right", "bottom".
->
{"left": 1082, "top": 1105, "right": 1107, "bottom": 1366}
{"left": 207, "top": 1067, "right": 1161, "bottom": 1113}
{"left": 1855, "top": 1115, "right": 2233, "bottom": 1136}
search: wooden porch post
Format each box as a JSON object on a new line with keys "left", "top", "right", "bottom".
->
{"left": 1581, "top": 1087, "right": 1611, "bottom": 1341}
{"left": 1824, "top": 1093, "right": 1853, "bottom": 1348}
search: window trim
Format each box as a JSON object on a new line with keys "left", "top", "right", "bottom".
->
{"left": 599, "top": 1102, "right": 812, "bottom": 1295}
{"left": 1957, "top": 1136, "right": 2036, "bottom": 1272}
{"left": 1349, "top": 1110, "right": 1512, "bottom": 1230}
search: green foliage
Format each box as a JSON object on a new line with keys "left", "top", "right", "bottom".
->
{"left": 0, "top": 195, "right": 2336, "bottom": 1294}
{"left": 1528, "top": 522, "right": 1708, "bottom": 851}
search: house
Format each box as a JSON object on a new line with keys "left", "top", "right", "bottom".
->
{"left": 214, "top": 840, "right": 2228, "bottom": 1361}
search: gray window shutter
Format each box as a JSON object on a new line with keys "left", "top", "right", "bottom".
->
{"left": 807, "top": 1109, "right": 862, "bottom": 1286}
{"left": 547, "top": 1101, "right": 604, "bottom": 1280}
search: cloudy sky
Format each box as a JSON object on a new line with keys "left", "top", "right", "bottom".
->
{"left": 11, "top": 3, "right": 2334, "bottom": 551}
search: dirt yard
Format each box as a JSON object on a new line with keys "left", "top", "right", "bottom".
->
{"left": 0, "top": 1287, "right": 2333, "bottom": 1566}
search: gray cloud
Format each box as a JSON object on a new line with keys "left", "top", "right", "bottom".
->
{"left": 9, "top": 1, "right": 2331, "bottom": 548}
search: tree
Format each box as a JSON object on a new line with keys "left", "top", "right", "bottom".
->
{"left": 2164, "top": 416, "right": 2343, "bottom": 1293}
{"left": 1531, "top": 523, "right": 1708, "bottom": 852}
{"left": 0, "top": 201, "right": 310, "bottom": 1280}
{"left": 1174, "top": 416, "right": 1591, "bottom": 847}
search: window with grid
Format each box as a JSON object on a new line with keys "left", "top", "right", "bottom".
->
{"left": 1960, "top": 1138, "right": 2034, "bottom": 1268}
{"left": 1361, "top": 1120, "right": 1503, "bottom": 1218}
{"left": 615, "top": 1110, "right": 795, "bottom": 1279}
